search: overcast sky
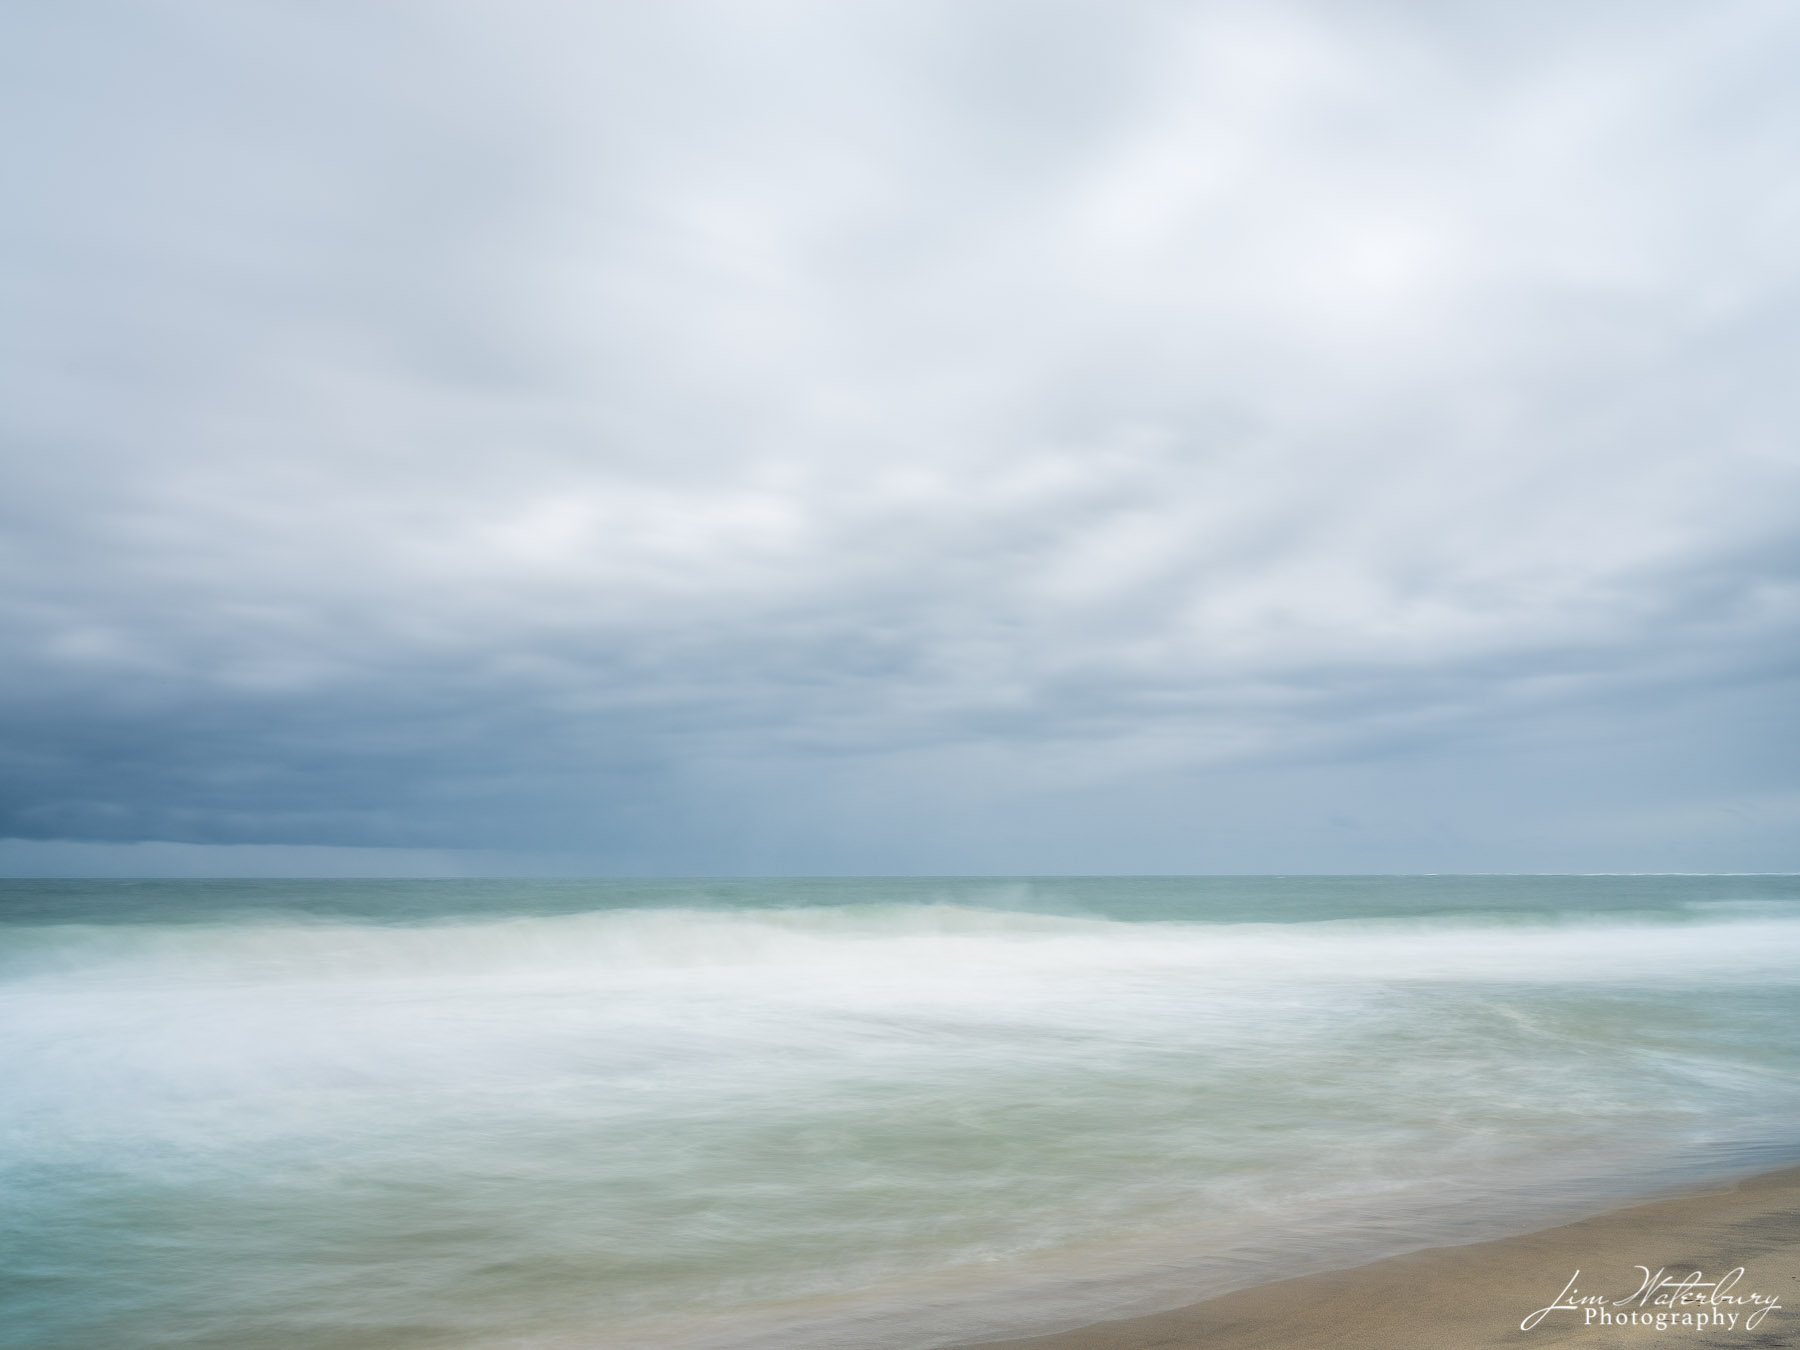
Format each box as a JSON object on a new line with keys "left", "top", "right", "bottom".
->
{"left": 3, "top": 0, "right": 1797, "bottom": 876}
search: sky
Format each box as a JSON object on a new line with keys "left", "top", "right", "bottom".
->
{"left": 2, "top": 0, "right": 1797, "bottom": 876}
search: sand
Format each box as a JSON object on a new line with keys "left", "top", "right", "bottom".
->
{"left": 960, "top": 1168, "right": 1800, "bottom": 1350}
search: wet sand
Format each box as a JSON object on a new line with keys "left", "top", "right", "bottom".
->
{"left": 962, "top": 1167, "right": 1800, "bottom": 1350}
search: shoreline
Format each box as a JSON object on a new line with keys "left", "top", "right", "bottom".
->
{"left": 957, "top": 1165, "right": 1800, "bottom": 1350}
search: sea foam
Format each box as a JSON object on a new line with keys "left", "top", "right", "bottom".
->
{"left": 3, "top": 877, "right": 1797, "bottom": 1350}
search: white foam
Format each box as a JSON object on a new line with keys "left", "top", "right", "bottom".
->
{"left": 3, "top": 901, "right": 1798, "bottom": 1349}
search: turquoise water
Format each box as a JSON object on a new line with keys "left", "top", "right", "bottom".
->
{"left": 3, "top": 876, "right": 1799, "bottom": 1349}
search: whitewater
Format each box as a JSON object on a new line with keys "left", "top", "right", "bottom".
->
{"left": 3, "top": 876, "right": 1798, "bottom": 1350}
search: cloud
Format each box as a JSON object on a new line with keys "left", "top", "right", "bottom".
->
{"left": 2, "top": 0, "right": 1797, "bottom": 870}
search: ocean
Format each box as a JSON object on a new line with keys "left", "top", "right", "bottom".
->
{"left": 3, "top": 875, "right": 1798, "bottom": 1350}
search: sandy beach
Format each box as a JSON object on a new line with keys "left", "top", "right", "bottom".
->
{"left": 964, "top": 1167, "right": 1800, "bottom": 1350}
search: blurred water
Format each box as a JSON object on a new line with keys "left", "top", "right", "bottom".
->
{"left": 2, "top": 876, "right": 1798, "bottom": 1350}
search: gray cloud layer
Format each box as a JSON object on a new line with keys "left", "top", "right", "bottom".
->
{"left": 3, "top": 0, "right": 1797, "bottom": 872}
